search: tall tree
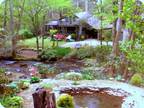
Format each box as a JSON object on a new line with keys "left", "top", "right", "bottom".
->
{"left": 9, "top": 0, "right": 16, "bottom": 57}
{"left": 113, "top": 0, "right": 124, "bottom": 56}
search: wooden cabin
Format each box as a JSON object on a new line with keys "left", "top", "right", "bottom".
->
{"left": 45, "top": 12, "right": 112, "bottom": 40}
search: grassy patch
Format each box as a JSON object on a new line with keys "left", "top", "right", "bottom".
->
{"left": 18, "top": 37, "right": 66, "bottom": 49}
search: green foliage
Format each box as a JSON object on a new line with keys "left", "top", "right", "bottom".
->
{"left": 49, "top": 29, "right": 58, "bottom": 36}
{"left": 40, "top": 83, "right": 53, "bottom": 90}
{"left": 65, "top": 72, "right": 83, "bottom": 81}
{"left": 1, "top": 96, "right": 23, "bottom": 108}
{"left": 66, "top": 46, "right": 96, "bottom": 59}
{"left": 0, "top": 74, "right": 9, "bottom": 85}
{"left": 57, "top": 94, "right": 74, "bottom": 108}
{"left": 0, "top": 68, "right": 8, "bottom": 85}
{"left": 0, "top": 68, "right": 6, "bottom": 73}
{"left": 120, "top": 41, "right": 144, "bottom": 73}
{"left": 7, "top": 82, "right": 20, "bottom": 94}
{"left": 39, "top": 47, "right": 71, "bottom": 61}
{"left": 81, "top": 67, "right": 105, "bottom": 80}
{"left": 18, "top": 80, "right": 30, "bottom": 90}
{"left": 77, "top": 46, "right": 95, "bottom": 59}
{"left": 30, "top": 77, "right": 40, "bottom": 83}
{"left": 66, "top": 45, "right": 111, "bottom": 64}
{"left": 95, "top": 45, "right": 112, "bottom": 63}
{"left": 66, "top": 45, "right": 111, "bottom": 62}
{"left": 18, "top": 29, "right": 34, "bottom": 39}
{"left": 36, "top": 64, "right": 49, "bottom": 74}
{"left": 0, "top": 85, "right": 17, "bottom": 97}
{"left": 72, "top": 81, "right": 80, "bottom": 85}
{"left": 103, "top": 30, "right": 112, "bottom": 41}
{"left": 81, "top": 69, "right": 95, "bottom": 80}
{"left": 130, "top": 73, "right": 143, "bottom": 86}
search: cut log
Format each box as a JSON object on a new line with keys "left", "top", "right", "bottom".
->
{"left": 32, "top": 89, "right": 56, "bottom": 108}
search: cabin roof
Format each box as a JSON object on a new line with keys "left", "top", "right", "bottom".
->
{"left": 46, "top": 11, "right": 112, "bottom": 29}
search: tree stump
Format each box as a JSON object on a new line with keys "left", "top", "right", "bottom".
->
{"left": 32, "top": 89, "right": 56, "bottom": 108}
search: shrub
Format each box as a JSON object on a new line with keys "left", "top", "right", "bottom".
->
{"left": 71, "top": 33, "right": 76, "bottom": 39}
{"left": 36, "top": 64, "right": 57, "bottom": 75}
{"left": 0, "top": 68, "right": 6, "bottom": 74}
{"left": 66, "top": 46, "right": 95, "bottom": 59}
{"left": 30, "top": 77, "right": 40, "bottom": 83}
{"left": 65, "top": 72, "right": 83, "bottom": 81}
{"left": 0, "top": 85, "right": 17, "bottom": 96}
{"left": 81, "top": 69, "right": 96, "bottom": 80}
{"left": 40, "top": 83, "right": 53, "bottom": 91}
{"left": 18, "top": 28, "right": 34, "bottom": 39}
{"left": 7, "top": 82, "right": 20, "bottom": 94}
{"left": 39, "top": 47, "right": 71, "bottom": 61}
{"left": 1, "top": 96, "right": 23, "bottom": 108}
{"left": 120, "top": 41, "right": 144, "bottom": 73}
{"left": 37, "top": 64, "right": 49, "bottom": 74}
{"left": 0, "top": 73, "right": 9, "bottom": 85}
{"left": 66, "top": 45, "right": 111, "bottom": 62}
{"left": 57, "top": 94, "right": 74, "bottom": 108}
{"left": 95, "top": 45, "right": 112, "bottom": 63}
{"left": 130, "top": 73, "right": 143, "bottom": 86}
{"left": 54, "top": 34, "right": 65, "bottom": 40}
{"left": 18, "top": 80, "right": 30, "bottom": 90}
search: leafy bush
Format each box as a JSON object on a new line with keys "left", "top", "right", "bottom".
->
{"left": 40, "top": 83, "right": 53, "bottom": 91}
{"left": 81, "top": 69, "right": 95, "bottom": 80}
{"left": 37, "top": 64, "right": 49, "bottom": 74}
{"left": 66, "top": 46, "right": 95, "bottom": 59}
{"left": 18, "top": 28, "right": 34, "bottom": 39}
{"left": 18, "top": 80, "right": 30, "bottom": 90}
{"left": 1, "top": 96, "right": 23, "bottom": 108}
{"left": 71, "top": 33, "right": 76, "bottom": 39}
{"left": 36, "top": 64, "right": 57, "bottom": 75}
{"left": 66, "top": 45, "right": 111, "bottom": 62}
{"left": 0, "top": 73, "right": 9, "bottom": 85}
{"left": 57, "top": 94, "right": 74, "bottom": 108}
{"left": 0, "top": 68, "right": 9, "bottom": 85}
{"left": 95, "top": 45, "right": 112, "bottom": 63}
{"left": 81, "top": 68, "right": 100, "bottom": 80}
{"left": 7, "top": 82, "right": 20, "bottom": 94}
{"left": 103, "top": 30, "right": 112, "bottom": 41}
{"left": 0, "top": 68, "right": 6, "bottom": 73}
{"left": 65, "top": 72, "right": 83, "bottom": 81}
{"left": 49, "top": 29, "right": 58, "bottom": 36}
{"left": 130, "top": 73, "right": 143, "bottom": 86}
{"left": 30, "top": 77, "right": 40, "bottom": 83}
{"left": 120, "top": 41, "right": 144, "bottom": 73}
{"left": 39, "top": 47, "right": 71, "bottom": 61}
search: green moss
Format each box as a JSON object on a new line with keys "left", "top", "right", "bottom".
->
{"left": 57, "top": 94, "right": 74, "bottom": 108}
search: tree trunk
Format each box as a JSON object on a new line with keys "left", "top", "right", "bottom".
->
{"left": 9, "top": 0, "right": 16, "bottom": 58}
{"left": 112, "top": 20, "right": 117, "bottom": 46}
{"left": 3, "top": 0, "right": 7, "bottom": 30}
{"left": 85, "top": 0, "right": 88, "bottom": 12}
{"left": 42, "top": 36, "right": 44, "bottom": 49}
{"left": 113, "top": 0, "right": 124, "bottom": 56}
{"left": 36, "top": 35, "right": 39, "bottom": 54}
{"left": 33, "top": 89, "right": 56, "bottom": 108}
